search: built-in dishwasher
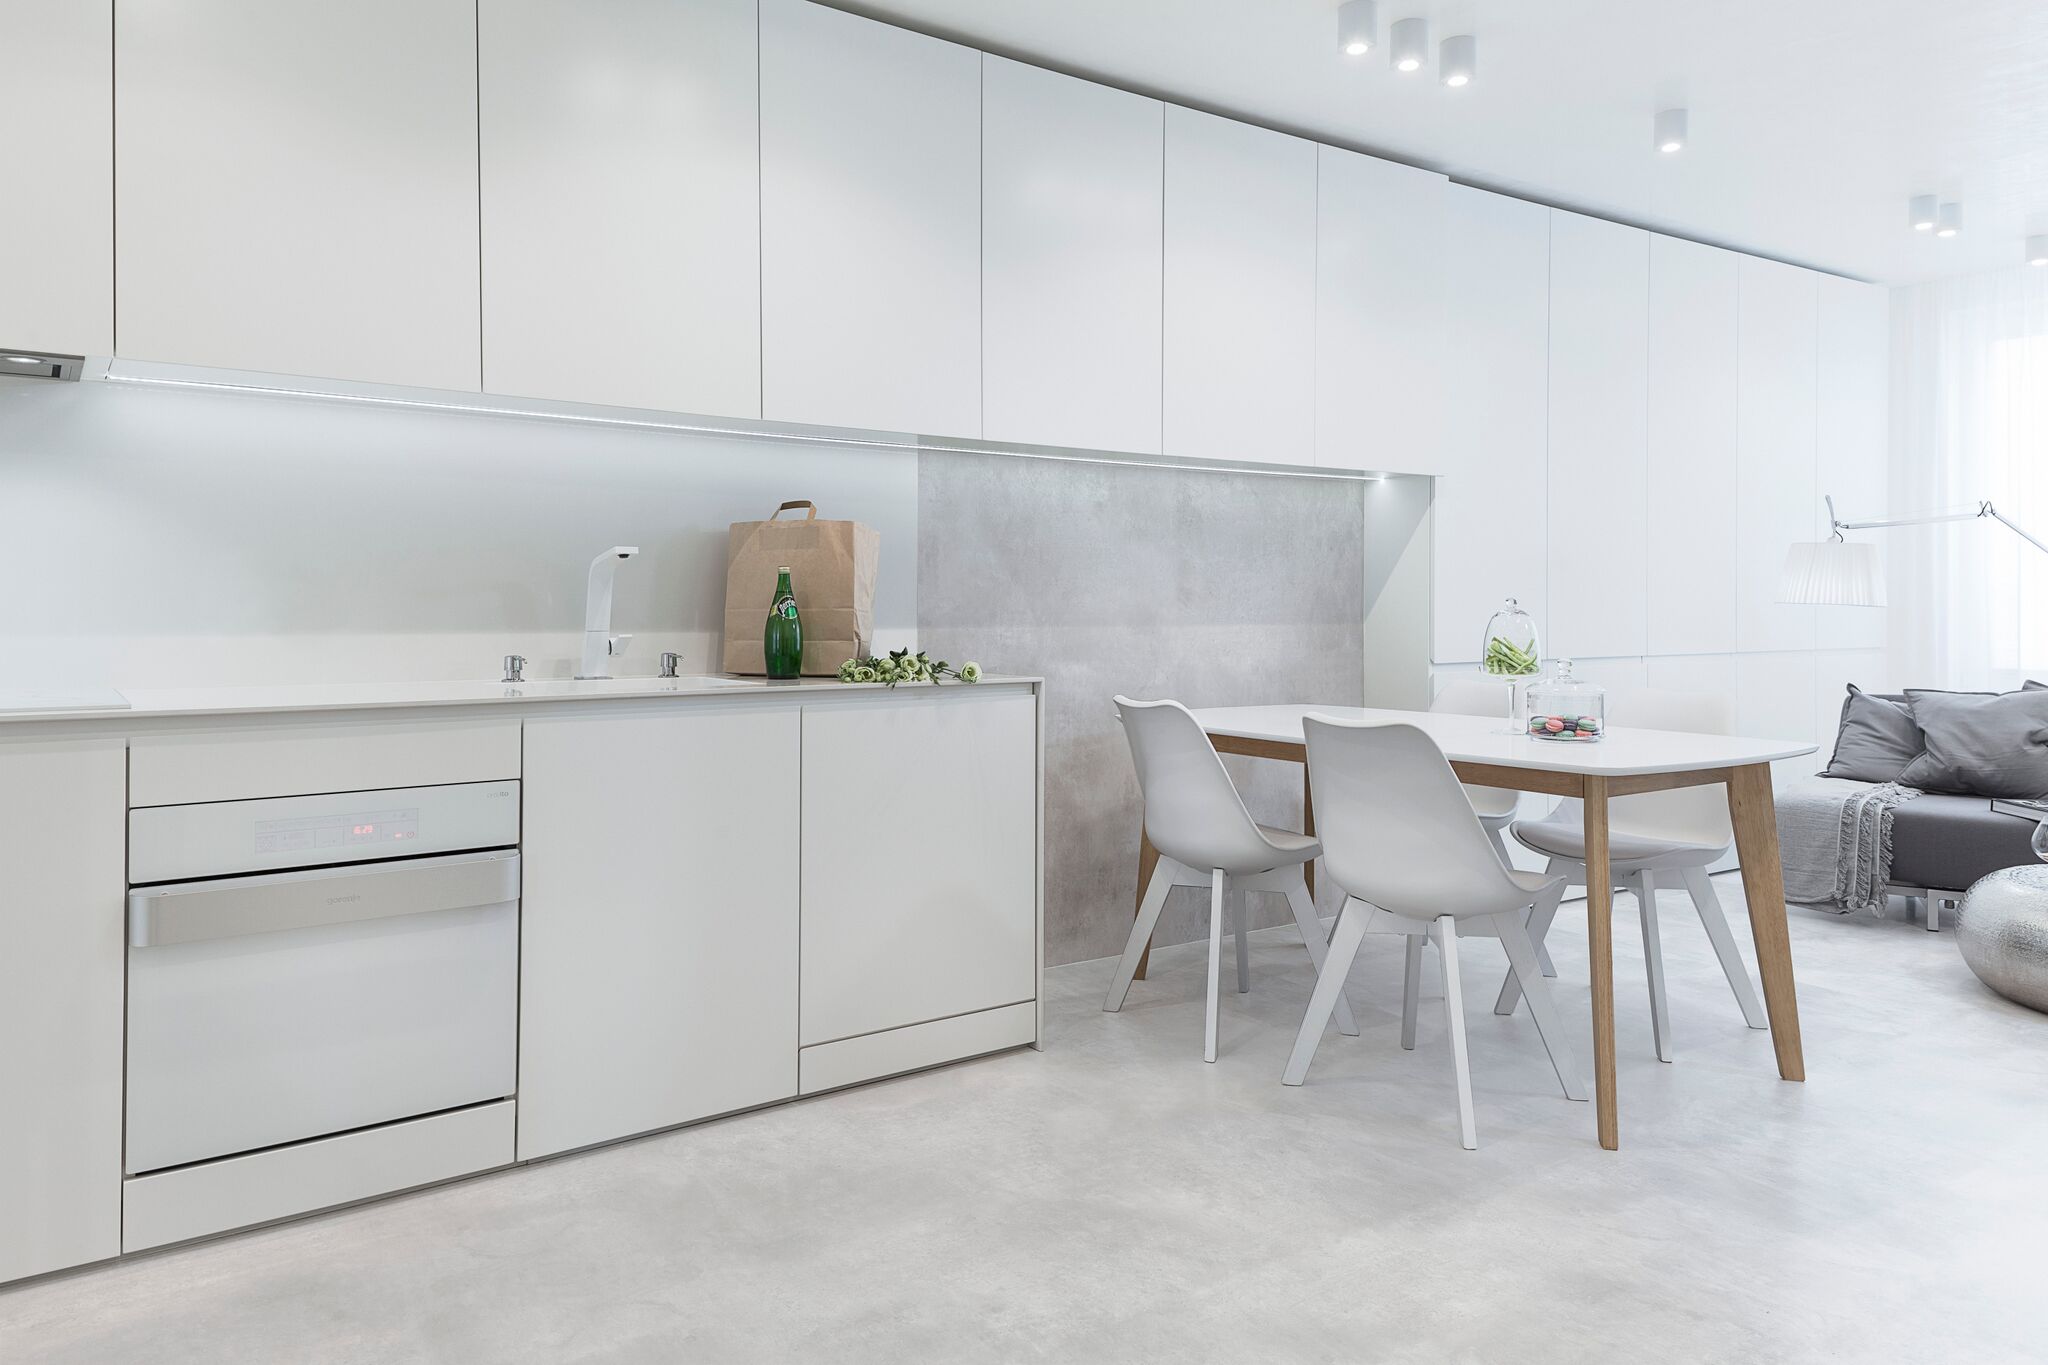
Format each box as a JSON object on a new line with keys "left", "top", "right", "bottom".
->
{"left": 124, "top": 781, "right": 521, "bottom": 1176}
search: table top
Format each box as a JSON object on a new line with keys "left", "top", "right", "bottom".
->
{"left": 1191, "top": 704, "right": 1816, "bottom": 777}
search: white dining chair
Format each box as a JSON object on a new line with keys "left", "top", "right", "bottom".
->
{"left": 1429, "top": 676, "right": 1522, "bottom": 868}
{"left": 1493, "top": 687, "right": 1768, "bottom": 1062}
{"left": 1282, "top": 717, "right": 1587, "bottom": 1150}
{"left": 1104, "top": 697, "right": 1359, "bottom": 1062}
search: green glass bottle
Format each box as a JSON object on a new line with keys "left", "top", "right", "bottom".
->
{"left": 763, "top": 566, "right": 803, "bottom": 680}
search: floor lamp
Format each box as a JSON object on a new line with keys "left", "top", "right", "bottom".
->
{"left": 1779, "top": 494, "right": 2048, "bottom": 607}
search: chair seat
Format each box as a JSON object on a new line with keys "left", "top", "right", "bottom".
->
{"left": 1254, "top": 824, "right": 1319, "bottom": 864}
{"left": 1511, "top": 818, "right": 1721, "bottom": 865}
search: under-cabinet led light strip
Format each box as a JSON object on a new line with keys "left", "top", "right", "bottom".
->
{"left": 96, "top": 367, "right": 1395, "bottom": 484}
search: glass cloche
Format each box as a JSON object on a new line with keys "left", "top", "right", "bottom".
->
{"left": 1525, "top": 660, "right": 1606, "bottom": 742}
{"left": 1480, "top": 597, "right": 1541, "bottom": 680}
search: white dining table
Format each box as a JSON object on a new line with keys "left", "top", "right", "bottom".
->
{"left": 1126, "top": 704, "right": 1818, "bottom": 1151}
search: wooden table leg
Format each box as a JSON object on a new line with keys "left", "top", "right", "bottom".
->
{"left": 1583, "top": 775, "right": 1619, "bottom": 1151}
{"left": 1302, "top": 766, "right": 1316, "bottom": 902}
{"left": 1133, "top": 831, "right": 1160, "bottom": 981}
{"left": 1727, "top": 763, "right": 1805, "bottom": 1082}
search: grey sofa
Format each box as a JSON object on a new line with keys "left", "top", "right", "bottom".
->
{"left": 1789, "top": 683, "right": 2048, "bottom": 930}
{"left": 1885, "top": 795, "right": 2042, "bottom": 929}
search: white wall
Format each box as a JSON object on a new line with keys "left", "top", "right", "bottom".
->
{"left": 0, "top": 377, "right": 918, "bottom": 691}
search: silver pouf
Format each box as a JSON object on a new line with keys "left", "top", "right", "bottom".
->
{"left": 1957, "top": 864, "right": 2048, "bottom": 1014}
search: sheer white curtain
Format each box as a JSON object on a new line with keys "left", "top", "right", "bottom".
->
{"left": 1888, "top": 265, "right": 2048, "bottom": 689}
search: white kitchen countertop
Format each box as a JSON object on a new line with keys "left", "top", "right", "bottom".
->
{"left": 0, "top": 675, "right": 1039, "bottom": 725}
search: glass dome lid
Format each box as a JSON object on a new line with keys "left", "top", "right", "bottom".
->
{"left": 1481, "top": 598, "right": 1541, "bottom": 677}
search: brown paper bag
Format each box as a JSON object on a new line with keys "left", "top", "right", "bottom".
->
{"left": 723, "top": 501, "right": 880, "bottom": 675}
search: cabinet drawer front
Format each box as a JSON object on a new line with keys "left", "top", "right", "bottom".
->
{"left": 130, "top": 719, "right": 521, "bottom": 807}
{"left": 800, "top": 689, "right": 1038, "bottom": 1045}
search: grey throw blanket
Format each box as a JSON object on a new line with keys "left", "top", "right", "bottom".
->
{"left": 1774, "top": 776, "right": 1922, "bottom": 912}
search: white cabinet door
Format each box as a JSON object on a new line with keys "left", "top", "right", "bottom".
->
{"left": 1162, "top": 106, "right": 1317, "bottom": 465}
{"left": 115, "top": 0, "right": 481, "bottom": 391}
{"left": 982, "top": 56, "right": 1163, "bottom": 455}
{"left": 518, "top": 705, "right": 799, "bottom": 1160}
{"left": 0, "top": 1, "right": 111, "bottom": 356}
{"left": 0, "top": 741, "right": 124, "bottom": 1284}
{"left": 1315, "top": 147, "right": 1447, "bottom": 472}
{"left": 759, "top": 0, "right": 980, "bottom": 436}
{"left": 1817, "top": 275, "right": 1890, "bottom": 650}
{"left": 1546, "top": 210, "right": 1649, "bottom": 661}
{"left": 800, "top": 690, "right": 1038, "bottom": 1046}
{"left": 1647, "top": 234, "right": 1740, "bottom": 656}
{"left": 479, "top": 0, "right": 760, "bottom": 418}
{"left": 1433, "top": 187, "right": 1549, "bottom": 664}
{"left": 1737, "top": 257, "right": 1820, "bottom": 654}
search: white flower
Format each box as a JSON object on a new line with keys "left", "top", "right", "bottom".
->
{"left": 959, "top": 662, "right": 982, "bottom": 683}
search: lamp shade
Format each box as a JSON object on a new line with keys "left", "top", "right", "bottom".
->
{"left": 1779, "top": 540, "right": 1885, "bottom": 606}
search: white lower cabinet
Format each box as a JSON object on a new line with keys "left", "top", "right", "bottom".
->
{"left": 517, "top": 705, "right": 801, "bottom": 1160}
{"left": 0, "top": 740, "right": 125, "bottom": 1284}
{"left": 799, "top": 690, "right": 1039, "bottom": 1051}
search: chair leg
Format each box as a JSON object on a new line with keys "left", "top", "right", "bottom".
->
{"left": 1282, "top": 901, "right": 1372, "bottom": 1086}
{"left": 1491, "top": 906, "right": 1587, "bottom": 1101}
{"left": 1434, "top": 916, "right": 1478, "bottom": 1150}
{"left": 1495, "top": 859, "right": 1565, "bottom": 1015}
{"left": 1680, "top": 866, "right": 1768, "bottom": 1029}
{"left": 1635, "top": 870, "right": 1673, "bottom": 1064}
{"left": 1400, "top": 935, "right": 1424, "bottom": 1050}
{"left": 1231, "top": 885, "right": 1250, "bottom": 994}
{"left": 1105, "top": 859, "right": 1176, "bottom": 1012}
{"left": 1205, "top": 870, "right": 1227, "bottom": 1063}
{"left": 1531, "top": 856, "right": 1564, "bottom": 979}
{"left": 1281, "top": 878, "right": 1359, "bottom": 1035}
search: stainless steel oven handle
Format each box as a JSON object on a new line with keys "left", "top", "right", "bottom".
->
{"left": 129, "top": 850, "right": 520, "bottom": 948}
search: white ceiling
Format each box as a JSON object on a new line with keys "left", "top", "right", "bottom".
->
{"left": 835, "top": 0, "right": 2048, "bottom": 285}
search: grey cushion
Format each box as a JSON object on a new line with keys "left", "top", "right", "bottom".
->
{"left": 1898, "top": 688, "right": 2048, "bottom": 798}
{"left": 1887, "top": 795, "right": 2045, "bottom": 892}
{"left": 1820, "top": 684, "right": 1923, "bottom": 782}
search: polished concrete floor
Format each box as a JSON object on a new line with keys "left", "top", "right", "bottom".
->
{"left": 6, "top": 877, "right": 2045, "bottom": 1364}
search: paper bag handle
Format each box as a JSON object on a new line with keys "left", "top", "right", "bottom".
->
{"left": 769, "top": 500, "right": 818, "bottom": 521}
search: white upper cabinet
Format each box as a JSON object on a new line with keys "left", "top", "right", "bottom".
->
{"left": 1162, "top": 107, "right": 1317, "bottom": 465}
{"left": 1433, "top": 186, "right": 1550, "bottom": 664}
{"left": 1546, "top": 210, "right": 1649, "bottom": 662}
{"left": 1647, "top": 235, "right": 1740, "bottom": 656}
{"left": 1737, "top": 256, "right": 1820, "bottom": 654}
{"left": 1816, "top": 276, "right": 1890, "bottom": 650}
{"left": 759, "top": 0, "right": 980, "bottom": 436}
{"left": 479, "top": 0, "right": 760, "bottom": 418}
{"left": 1, "top": 1, "right": 111, "bottom": 356}
{"left": 982, "top": 56, "right": 1164, "bottom": 455}
{"left": 115, "top": 0, "right": 481, "bottom": 390}
{"left": 1315, "top": 148, "right": 1447, "bottom": 472}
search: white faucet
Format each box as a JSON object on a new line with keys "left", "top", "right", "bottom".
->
{"left": 577, "top": 546, "right": 639, "bottom": 679}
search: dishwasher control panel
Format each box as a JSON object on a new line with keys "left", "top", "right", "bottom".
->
{"left": 255, "top": 803, "right": 422, "bottom": 855}
{"left": 130, "top": 781, "right": 519, "bottom": 885}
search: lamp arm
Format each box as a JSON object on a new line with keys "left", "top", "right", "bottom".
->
{"left": 1826, "top": 495, "right": 2048, "bottom": 558}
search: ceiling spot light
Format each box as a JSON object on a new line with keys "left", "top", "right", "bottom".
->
{"left": 1439, "top": 34, "right": 1476, "bottom": 87}
{"left": 2029, "top": 235, "right": 2048, "bottom": 266}
{"left": 1391, "top": 17, "right": 1428, "bottom": 72}
{"left": 1936, "top": 202, "right": 1962, "bottom": 238}
{"left": 1655, "top": 108, "right": 1687, "bottom": 154}
{"left": 1909, "top": 195, "right": 1938, "bottom": 231}
{"left": 1338, "top": 0, "right": 1377, "bottom": 57}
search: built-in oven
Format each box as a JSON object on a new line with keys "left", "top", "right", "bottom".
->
{"left": 124, "top": 781, "right": 520, "bottom": 1176}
